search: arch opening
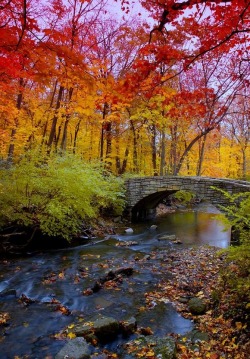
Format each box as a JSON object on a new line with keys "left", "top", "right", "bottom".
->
{"left": 131, "top": 190, "right": 177, "bottom": 222}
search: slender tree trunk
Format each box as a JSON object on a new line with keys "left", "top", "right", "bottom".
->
{"left": 60, "top": 118, "right": 69, "bottom": 151}
{"left": 100, "top": 103, "right": 109, "bottom": 160}
{"left": 175, "top": 127, "right": 214, "bottom": 175}
{"left": 119, "top": 146, "right": 129, "bottom": 175}
{"left": 105, "top": 121, "right": 112, "bottom": 158}
{"left": 160, "top": 129, "right": 166, "bottom": 176}
{"left": 170, "top": 124, "right": 178, "bottom": 175}
{"left": 55, "top": 123, "right": 62, "bottom": 151}
{"left": 149, "top": 124, "right": 158, "bottom": 176}
{"left": 196, "top": 134, "right": 207, "bottom": 176}
{"left": 241, "top": 148, "right": 247, "bottom": 180}
{"left": 73, "top": 120, "right": 81, "bottom": 154}
{"left": 41, "top": 80, "right": 58, "bottom": 147}
{"left": 8, "top": 78, "right": 24, "bottom": 161}
{"left": 130, "top": 120, "right": 138, "bottom": 172}
{"left": 60, "top": 88, "right": 73, "bottom": 151}
{"left": 47, "top": 85, "right": 64, "bottom": 149}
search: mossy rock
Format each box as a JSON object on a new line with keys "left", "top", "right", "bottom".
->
{"left": 188, "top": 297, "right": 206, "bottom": 315}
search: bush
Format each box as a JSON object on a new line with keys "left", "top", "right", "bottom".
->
{"left": 0, "top": 152, "right": 125, "bottom": 241}
{"left": 218, "top": 191, "right": 250, "bottom": 303}
{"left": 172, "top": 190, "right": 195, "bottom": 205}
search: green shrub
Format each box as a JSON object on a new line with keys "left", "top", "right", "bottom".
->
{"left": 217, "top": 191, "right": 250, "bottom": 302}
{"left": 172, "top": 190, "right": 195, "bottom": 204}
{"left": 0, "top": 151, "right": 125, "bottom": 241}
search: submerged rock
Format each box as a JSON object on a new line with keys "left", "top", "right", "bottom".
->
{"left": 188, "top": 297, "right": 207, "bottom": 315}
{"left": 55, "top": 337, "right": 91, "bottom": 359}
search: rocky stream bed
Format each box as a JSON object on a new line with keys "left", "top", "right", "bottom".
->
{"left": 0, "top": 206, "right": 249, "bottom": 358}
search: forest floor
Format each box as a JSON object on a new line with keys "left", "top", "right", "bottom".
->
{"left": 144, "top": 246, "right": 250, "bottom": 359}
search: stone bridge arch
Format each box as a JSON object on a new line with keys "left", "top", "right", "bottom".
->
{"left": 125, "top": 176, "right": 250, "bottom": 221}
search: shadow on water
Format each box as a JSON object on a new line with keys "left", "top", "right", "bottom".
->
{"left": 0, "top": 203, "right": 230, "bottom": 358}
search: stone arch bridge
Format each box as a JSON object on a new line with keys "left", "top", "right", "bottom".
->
{"left": 125, "top": 176, "right": 250, "bottom": 221}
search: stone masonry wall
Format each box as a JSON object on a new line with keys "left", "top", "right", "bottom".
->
{"left": 125, "top": 176, "right": 250, "bottom": 210}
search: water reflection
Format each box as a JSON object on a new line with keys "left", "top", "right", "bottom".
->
{"left": 123, "top": 203, "right": 230, "bottom": 249}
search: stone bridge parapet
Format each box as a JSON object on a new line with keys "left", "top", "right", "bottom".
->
{"left": 125, "top": 176, "right": 250, "bottom": 220}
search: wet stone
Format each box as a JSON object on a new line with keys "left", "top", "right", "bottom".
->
{"left": 120, "top": 316, "right": 137, "bottom": 337}
{"left": 73, "top": 316, "right": 120, "bottom": 343}
{"left": 158, "top": 234, "right": 176, "bottom": 240}
{"left": 55, "top": 337, "right": 91, "bottom": 359}
{"left": 188, "top": 297, "right": 207, "bottom": 315}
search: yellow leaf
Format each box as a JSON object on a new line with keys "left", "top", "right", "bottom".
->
{"left": 58, "top": 272, "right": 65, "bottom": 279}
{"left": 68, "top": 323, "right": 75, "bottom": 329}
{"left": 235, "top": 322, "right": 242, "bottom": 330}
{"left": 145, "top": 350, "right": 155, "bottom": 357}
{"left": 67, "top": 332, "right": 76, "bottom": 339}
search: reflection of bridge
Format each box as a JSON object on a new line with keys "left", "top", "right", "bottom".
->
{"left": 125, "top": 176, "right": 250, "bottom": 221}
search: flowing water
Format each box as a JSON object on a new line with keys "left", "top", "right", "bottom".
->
{"left": 0, "top": 203, "right": 230, "bottom": 358}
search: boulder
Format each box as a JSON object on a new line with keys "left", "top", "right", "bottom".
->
{"left": 55, "top": 337, "right": 91, "bottom": 359}
{"left": 188, "top": 297, "right": 207, "bottom": 315}
{"left": 73, "top": 316, "right": 120, "bottom": 343}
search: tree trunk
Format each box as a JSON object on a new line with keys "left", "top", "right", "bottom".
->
{"left": 100, "top": 103, "right": 109, "bottom": 160}
{"left": 7, "top": 78, "right": 24, "bottom": 161}
{"left": 130, "top": 120, "right": 138, "bottom": 172}
{"left": 119, "top": 146, "right": 129, "bottom": 175}
{"left": 60, "top": 88, "right": 73, "bottom": 151}
{"left": 196, "top": 134, "right": 207, "bottom": 176}
{"left": 175, "top": 127, "right": 214, "bottom": 175}
{"left": 105, "top": 121, "right": 112, "bottom": 158}
{"left": 47, "top": 85, "right": 64, "bottom": 149}
{"left": 160, "top": 129, "right": 166, "bottom": 176}
{"left": 241, "top": 148, "right": 247, "bottom": 180}
{"left": 170, "top": 124, "right": 178, "bottom": 175}
{"left": 149, "top": 124, "right": 158, "bottom": 176}
{"left": 41, "top": 80, "right": 58, "bottom": 147}
{"left": 73, "top": 120, "right": 81, "bottom": 154}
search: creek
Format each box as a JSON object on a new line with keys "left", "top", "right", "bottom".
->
{"left": 0, "top": 203, "right": 230, "bottom": 358}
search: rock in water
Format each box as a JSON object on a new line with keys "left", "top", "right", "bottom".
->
{"left": 158, "top": 234, "right": 176, "bottom": 240}
{"left": 125, "top": 228, "right": 134, "bottom": 234}
{"left": 55, "top": 337, "right": 91, "bottom": 359}
{"left": 150, "top": 225, "right": 158, "bottom": 230}
{"left": 73, "top": 316, "right": 120, "bottom": 343}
